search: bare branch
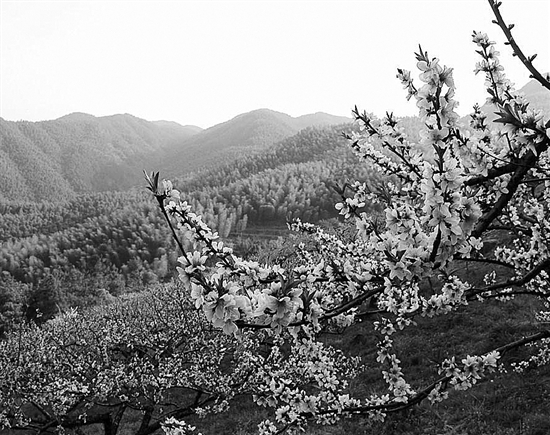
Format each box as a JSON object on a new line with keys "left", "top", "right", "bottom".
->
{"left": 488, "top": 0, "right": 550, "bottom": 91}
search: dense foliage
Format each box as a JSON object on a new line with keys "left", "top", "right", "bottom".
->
{"left": 0, "top": 281, "right": 365, "bottom": 435}
{"left": 0, "top": 284, "right": 254, "bottom": 434}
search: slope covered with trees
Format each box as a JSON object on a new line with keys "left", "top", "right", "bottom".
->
{"left": 2, "top": 88, "right": 540, "bottom": 325}
{"left": 0, "top": 122, "right": 370, "bottom": 332}
{"left": 158, "top": 108, "right": 352, "bottom": 177}
{"left": 0, "top": 114, "right": 201, "bottom": 200}
{"left": 0, "top": 109, "right": 352, "bottom": 201}
{"left": 0, "top": 124, "right": 369, "bottom": 284}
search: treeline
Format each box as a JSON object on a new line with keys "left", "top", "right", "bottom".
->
{"left": 0, "top": 194, "right": 126, "bottom": 242}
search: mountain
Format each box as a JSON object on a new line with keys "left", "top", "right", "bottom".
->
{"left": 0, "top": 113, "right": 199, "bottom": 201}
{"left": 152, "top": 120, "right": 203, "bottom": 136}
{"left": 294, "top": 112, "right": 352, "bottom": 130}
{"left": 0, "top": 108, "right": 352, "bottom": 201}
{"left": 472, "top": 78, "right": 550, "bottom": 123}
{"left": 159, "top": 108, "right": 352, "bottom": 177}
{"left": 0, "top": 125, "right": 367, "bottom": 291}
{"left": 515, "top": 78, "right": 550, "bottom": 114}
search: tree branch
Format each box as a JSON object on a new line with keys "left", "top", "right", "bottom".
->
{"left": 468, "top": 257, "right": 550, "bottom": 297}
{"left": 488, "top": 0, "right": 550, "bottom": 91}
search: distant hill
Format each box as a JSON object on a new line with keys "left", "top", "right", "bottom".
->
{"left": 0, "top": 113, "right": 199, "bottom": 201}
{"left": 0, "top": 108, "right": 351, "bottom": 201}
{"left": 159, "top": 122, "right": 385, "bottom": 236}
{"left": 159, "top": 108, "right": 352, "bottom": 177}
{"left": 514, "top": 78, "right": 550, "bottom": 114}
{"left": 294, "top": 112, "right": 352, "bottom": 130}
{"left": 151, "top": 120, "right": 203, "bottom": 136}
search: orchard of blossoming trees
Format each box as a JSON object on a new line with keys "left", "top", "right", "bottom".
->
{"left": 1, "top": 282, "right": 361, "bottom": 435}
{"left": 148, "top": 0, "right": 550, "bottom": 433}
{"left": 2, "top": 0, "right": 550, "bottom": 434}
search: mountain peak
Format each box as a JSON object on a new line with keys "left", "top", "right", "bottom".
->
{"left": 294, "top": 112, "right": 352, "bottom": 129}
{"left": 56, "top": 112, "right": 97, "bottom": 122}
{"left": 517, "top": 78, "right": 550, "bottom": 114}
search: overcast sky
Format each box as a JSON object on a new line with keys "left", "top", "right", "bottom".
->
{"left": 1, "top": 0, "right": 548, "bottom": 129}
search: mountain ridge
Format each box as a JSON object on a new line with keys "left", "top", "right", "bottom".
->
{"left": 0, "top": 113, "right": 197, "bottom": 200}
{"left": 3, "top": 76, "right": 543, "bottom": 204}
{"left": 153, "top": 108, "right": 353, "bottom": 177}
{"left": 0, "top": 109, "right": 353, "bottom": 201}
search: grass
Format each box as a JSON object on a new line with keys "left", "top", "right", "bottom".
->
{"left": 321, "top": 296, "right": 550, "bottom": 435}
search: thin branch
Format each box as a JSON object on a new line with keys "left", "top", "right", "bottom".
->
{"left": 468, "top": 257, "right": 550, "bottom": 296}
{"left": 479, "top": 288, "right": 550, "bottom": 299}
{"left": 488, "top": 0, "right": 550, "bottom": 91}
{"left": 454, "top": 256, "right": 515, "bottom": 269}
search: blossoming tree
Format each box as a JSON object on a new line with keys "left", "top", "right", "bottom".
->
{"left": 146, "top": 0, "right": 550, "bottom": 433}
{"left": 0, "top": 285, "right": 247, "bottom": 435}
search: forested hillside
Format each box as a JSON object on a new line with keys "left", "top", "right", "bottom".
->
{"left": 0, "top": 126, "right": 359, "bottom": 273}
{"left": 0, "top": 109, "right": 351, "bottom": 201}
{"left": 158, "top": 108, "right": 352, "bottom": 177}
{"left": 0, "top": 121, "right": 380, "bottom": 330}
{"left": 172, "top": 125, "right": 381, "bottom": 226}
{"left": 2, "top": 82, "right": 543, "bottom": 330}
{"left": 0, "top": 113, "right": 200, "bottom": 200}
{"left": 1, "top": 81, "right": 544, "bottom": 316}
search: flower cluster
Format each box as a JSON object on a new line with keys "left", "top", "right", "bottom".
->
{"left": 162, "top": 418, "right": 203, "bottom": 435}
{"left": 511, "top": 338, "right": 550, "bottom": 373}
{"left": 0, "top": 284, "right": 258, "bottom": 433}
{"left": 439, "top": 351, "right": 500, "bottom": 391}
{"left": 251, "top": 337, "right": 362, "bottom": 434}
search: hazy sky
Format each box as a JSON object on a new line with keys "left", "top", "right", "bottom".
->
{"left": 1, "top": 0, "right": 548, "bottom": 129}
